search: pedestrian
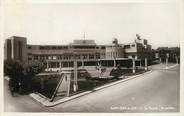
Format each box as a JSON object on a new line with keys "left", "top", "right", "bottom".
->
{"left": 18, "top": 82, "right": 22, "bottom": 94}
{"left": 8, "top": 78, "right": 15, "bottom": 96}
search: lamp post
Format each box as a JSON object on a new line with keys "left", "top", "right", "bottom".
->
{"left": 113, "top": 54, "right": 116, "bottom": 69}
{"left": 159, "top": 57, "right": 162, "bottom": 63}
{"left": 175, "top": 54, "right": 178, "bottom": 64}
{"left": 81, "top": 55, "right": 84, "bottom": 69}
{"left": 46, "top": 60, "right": 49, "bottom": 71}
{"left": 132, "top": 57, "right": 135, "bottom": 73}
{"left": 145, "top": 57, "right": 148, "bottom": 71}
{"left": 73, "top": 53, "right": 78, "bottom": 92}
{"left": 99, "top": 62, "right": 102, "bottom": 77}
{"left": 59, "top": 62, "right": 62, "bottom": 72}
{"left": 165, "top": 53, "right": 169, "bottom": 69}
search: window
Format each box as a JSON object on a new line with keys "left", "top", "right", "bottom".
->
{"left": 96, "top": 54, "right": 100, "bottom": 59}
{"left": 58, "top": 46, "right": 63, "bottom": 49}
{"left": 101, "top": 46, "right": 106, "bottom": 49}
{"left": 52, "top": 46, "right": 57, "bottom": 49}
{"left": 27, "top": 46, "right": 32, "bottom": 49}
{"left": 34, "top": 56, "right": 38, "bottom": 60}
{"left": 53, "top": 56, "right": 57, "bottom": 60}
{"left": 63, "top": 55, "right": 68, "bottom": 60}
{"left": 45, "top": 56, "right": 48, "bottom": 60}
{"left": 83, "top": 55, "right": 88, "bottom": 59}
{"left": 89, "top": 54, "right": 94, "bottom": 59}
{"left": 75, "top": 55, "right": 80, "bottom": 59}
{"left": 73, "top": 46, "right": 95, "bottom": 49}
{"left": 28, "top": 57, "right": 32, "bottom": 60}
{"left": 48, "top": 56, "right": 52, "bottom": 60}
{"left": 59, "top": 56, "right": 63, "bottom": 60}
{"left": 18, "top": 41, "right": 22, "bottom": 61}
{"left": 27, "top": 53, "right": 32, "bottom": 55}
{"left": 125, "top": 45, "right": 130, "bottom": 48}
{"left": 63, "top": 46, "right": 68, "bottom": 49}
{"left": 68, "top": 55, "right": 71, "bottom": 60}
{"left": 39, "top": 46, "right": 45, "bottom": 50}
{"left": 40, "top": 56, "right": 45, "bottom": 60}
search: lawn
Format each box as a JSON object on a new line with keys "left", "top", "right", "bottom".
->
{"left": 32, "top": 67, "right": 147, "bottom": 99}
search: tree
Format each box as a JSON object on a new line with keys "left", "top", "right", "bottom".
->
{"left": 22, "top": 61, "right": 46, "bottom": 92}
{"left": 4, "top": 60, "right": 23, "bottom": 79}
{"left": 4, "top": 60, "right": 24, "bottom": 95}
{"left": 4, "top": 60, "right": 46, "bottom": 95}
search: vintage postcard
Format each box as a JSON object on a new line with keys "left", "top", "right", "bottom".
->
{"left": 0, "top": 0, "right": 183, "bottom": 116}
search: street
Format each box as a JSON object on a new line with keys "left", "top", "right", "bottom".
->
{"left": 4, "top": 63, "right": 180, "bottom": 112}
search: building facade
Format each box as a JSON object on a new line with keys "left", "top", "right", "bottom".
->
{"left": 124, "top": 34, "right": 153, "bottom": 61}
{"left": 4, "top": 35, "right": 154, "bottom": 69}
{"left": 4, "top": 36, "right": 107, "bottom": 69}
{"left": 4, "top": 36, "right": 27, "bottom": 62}
{"left": 105, "top": 38, "right": 125, "bottom": 59}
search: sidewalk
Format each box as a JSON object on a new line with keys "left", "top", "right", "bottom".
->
{"left": 30, "top": 70, "right": 153, "bottom": 107}
{"left": 165, "top": 64, "right": 179, "bottom": 69}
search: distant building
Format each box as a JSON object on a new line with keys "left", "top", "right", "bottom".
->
{"left": 124, "top": 34, "right": 153, "bottom": 61}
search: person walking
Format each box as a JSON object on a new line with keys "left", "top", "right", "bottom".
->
{"left": 8, "top": 78, "right": 15, "bottom": 96}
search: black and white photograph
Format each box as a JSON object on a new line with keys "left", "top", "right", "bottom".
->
{"left": 1, "top": 0, "right": 183, "bottom": 115}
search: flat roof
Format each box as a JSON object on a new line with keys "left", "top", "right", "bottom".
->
{"left": 99, "top": 58, "right": 141, "bottom": 61}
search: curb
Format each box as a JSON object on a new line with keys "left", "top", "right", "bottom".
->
{"left": 164, "top": 64, "right": 178, "bottom": 69}
{"left": 29, "top": 70, "right": 153, "bottom": 107}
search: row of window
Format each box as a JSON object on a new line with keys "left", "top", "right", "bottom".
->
{"left": 39, "top": 46, "right": 69, "bottom": 50}
{"left": 106, "top": 52, "right": 122, "bottom": 58}
{"left": 27, "top": 45, "right": 106, "bottom": 50}
{"left": 124, "top": 44, "right": 135, "bottom": 49}
{"left": 29, "top": 54, "right": 101, "bottom": 60}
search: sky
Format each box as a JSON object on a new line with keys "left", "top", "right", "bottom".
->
{"left": 3, "top": 1, "right": 180, "bottom": 48}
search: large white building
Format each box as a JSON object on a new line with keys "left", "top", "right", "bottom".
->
{"left": 4, "top": 35, "right": 153, "bottom": 69}
{"left": 124, "top": 34, "right": 153, "bottom": 61}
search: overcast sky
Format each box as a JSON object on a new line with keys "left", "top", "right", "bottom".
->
{"left": 3, "top": 2, "right": 180, "bottom": 48}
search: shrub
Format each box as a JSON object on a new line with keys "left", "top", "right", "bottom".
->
{"left": 4, "top": 60, "right": 46, "bottom": 94}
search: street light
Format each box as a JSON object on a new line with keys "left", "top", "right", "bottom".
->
{"left": 145, "top": 57, "right": 148, "bottom": 71}
{"left": 174, "top": 54, "right": 179, "bottom": 64}
{"left": 132, "top": 55, "right": 135, "bottom": 73}
{"left": 113, "top": 53, "right": 116, "bottom": 69}
{"left": 73, "top": 53, "right": 78, "bottom": 92}
{"left": 165, "top": 53, "right": 169, "bottom": 69}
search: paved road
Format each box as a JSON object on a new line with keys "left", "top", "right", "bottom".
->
{"left": 4, "top": 63, "right": 180, "bottom": 112}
